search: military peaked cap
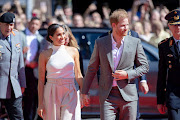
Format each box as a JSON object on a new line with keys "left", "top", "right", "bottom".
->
{"left": 165, "top": 9, "right": 180, "bottom": 25}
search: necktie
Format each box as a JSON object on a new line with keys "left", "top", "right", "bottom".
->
{"left": 6, "top": 36, "right": 11, "bottom": 47}
{"left": 176, "top": 41, "right": 180, "bottom": 53}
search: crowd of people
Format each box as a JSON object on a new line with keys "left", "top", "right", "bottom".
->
{"left": 0, "top": 0, "right": 180, "bottom": 120}
{"left": 0, "top": 0, "right": 175, "bottom": 48}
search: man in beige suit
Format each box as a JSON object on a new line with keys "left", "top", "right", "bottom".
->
{"left": 82, "top": 9, "right": 149, "bottom": 120}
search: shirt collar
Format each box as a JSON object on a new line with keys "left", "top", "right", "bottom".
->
{"left": 0, "top": 32, "right": 10, "bottom": 40}
{"left": 25, "top": 28, "right": 39, "bottom": 35}
{"left": 173, "top": 37, "right": 180, "bottom": 43}
{"left": 111, "top": 33, "right": 125, "bottom": 47}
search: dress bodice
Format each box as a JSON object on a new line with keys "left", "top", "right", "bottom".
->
{"left": 46, "top": 45, "right": 75, "bottom": 79}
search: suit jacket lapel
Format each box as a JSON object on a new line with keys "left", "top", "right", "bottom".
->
{"left": 105, "top": 35, "right": 114, "bottom": 72}
{"left": 2, "top": 39, "right": 11, "bottom": 51}
{"left": 0, "top": 32, "right": 11, "bottom": 51}
{"left": 10, "top": 33, "right": 16, "bottom": 55}
{"left": 116, "top": 36, "right": 130, "bottom": 69}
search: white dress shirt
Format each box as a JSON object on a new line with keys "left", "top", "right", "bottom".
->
{"left": 111, "top": 34, "right": 125, "bottom": 87}
{"left": 25, "top": 28, "right": 38, "bottom": 65}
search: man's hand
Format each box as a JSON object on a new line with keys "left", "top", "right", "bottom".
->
{"left": 157, "top": 104, "right": 167, "bottom": 114}
{"left": 81, "top": 94, "right": 90, "bottom": 107}
{"left": 112, "top": 70, "right": 128, "bottom": 80}
{"left": 140, "top": 82, "right": 149, "bottom": 94}
{"left": 23, "top": 46, "right": 29, "bottom": 54}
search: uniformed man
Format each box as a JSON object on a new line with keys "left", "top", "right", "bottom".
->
{"left": 0, "top": 12, "right": 26, "bottom": 119}
{"left": 157, "top": 9, "right": 180, "bottom": 120}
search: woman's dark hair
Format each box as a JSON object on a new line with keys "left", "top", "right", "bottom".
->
{"left": 46, "top": 24, "right": 64, "bottom": 43}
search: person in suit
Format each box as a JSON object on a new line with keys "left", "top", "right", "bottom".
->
{"left": 156, "top": 9, "right": 180, "bottom": 120}
{"left": 82, "top": 8, "right": 149, "bottom": 120}
{"left": 100, "top": 29, "right": 149, "bottom": 120}
{"left": 0, "top": 12, "right": 26, "bottom": 119}
{"left": 22, "top": 17, "right": 44, "bottom": 120}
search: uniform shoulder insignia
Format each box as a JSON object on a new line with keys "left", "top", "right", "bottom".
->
{"left": 12, "top": 29, "right": 19, "bottom": 36}
{"left": 128, "top": 30, "right": 131, "bottom": 36}
{"left": 13, "top": 29, "right": 18, "bottom": 31}
{"left": 158, "top": 38, "right": 169, "bottom": 45}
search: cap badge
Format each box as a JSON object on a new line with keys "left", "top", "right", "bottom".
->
{"left": 13, "top": 18, "right": 15, "bottom": 23}
{"left": 167, "top": 54, "right": 173, "bottom": 57}
{"left": 174, "top": 15, "right": 179, "bottom": 21}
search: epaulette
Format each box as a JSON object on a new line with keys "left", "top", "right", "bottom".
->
{"left": 12, "top": 29, "right": 20, "bottom": 36}
{"left": 158, "top": 38, "right": 169, "bottom": 45}
{"left": 11, "top": 29, "right": 18, "bottom": 36}
{"left": 169, "top": 39, "right": 173, "bottom": 46}
{"left": 13, "top": 29, "right": 18, "bottom": 31}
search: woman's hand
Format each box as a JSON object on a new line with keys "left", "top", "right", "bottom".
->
{"left": 37, "top": 105, "right": 45, "bottom": 119}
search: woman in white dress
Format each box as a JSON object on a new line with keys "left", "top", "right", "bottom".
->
{"left": 37, "top": 24, "right": 83, "bottom": 120}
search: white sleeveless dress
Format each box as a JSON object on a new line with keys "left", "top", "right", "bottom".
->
{"left": 43, "top": 45, "right": 80, "bottom": 120}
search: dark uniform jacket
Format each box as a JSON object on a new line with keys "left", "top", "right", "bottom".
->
{"left": 157, "top": 36, "right": 180, "bottom": 109}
